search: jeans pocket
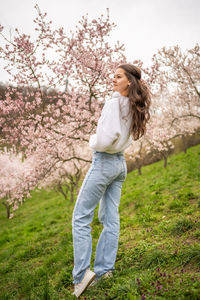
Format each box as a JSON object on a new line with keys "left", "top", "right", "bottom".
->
{"left": 101, "top": 157, "right": 116, "bottom": 178}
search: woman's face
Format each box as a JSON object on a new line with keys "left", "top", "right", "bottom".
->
{"left": 113, "top": 68, "right": 130, "bottom": 96}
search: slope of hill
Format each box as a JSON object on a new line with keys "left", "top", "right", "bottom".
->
{"left": 0, "top": 144, "right": 200, "bottom": 299}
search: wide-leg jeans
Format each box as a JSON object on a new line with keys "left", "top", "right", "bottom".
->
{"left": 72, "top": 150, "right": 127, "bottom": 284}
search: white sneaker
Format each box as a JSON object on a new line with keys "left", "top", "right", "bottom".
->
{"left": 89, "top": 271, "right": 113, "bottom": 287}
{"left": 72, "top": 269, "right": 96, "bottom": 298}
{"left": 103, "top": 271, "right": 113, "bottom": 278}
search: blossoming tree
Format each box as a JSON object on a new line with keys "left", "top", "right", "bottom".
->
{"left": 0, "top": 5, "right": 128, "bottom": 217}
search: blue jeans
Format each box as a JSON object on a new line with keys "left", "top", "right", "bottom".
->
{"left": 72, "top": 151, "right": 127, "bottom": 284}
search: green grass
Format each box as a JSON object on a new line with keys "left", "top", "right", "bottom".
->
{"left": 0, "top": 144, "right": 200, "bottom": 299}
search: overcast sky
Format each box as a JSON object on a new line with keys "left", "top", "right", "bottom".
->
{"left": 0, "top": 0, "right": 200, "bottom": 83}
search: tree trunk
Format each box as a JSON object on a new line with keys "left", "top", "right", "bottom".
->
{"left": 2, "top": 201, "right": 11, "bottom": 219}
{"left": 75, "top": 177, "right": 80, "bottom": 196}
{"left": 138, "top": 166, "right": 142, "bottom": 175}
{"left": 182, "top": 136, "right": 187, "bottom": 153}
{"left": 163, "top": 156, "right": 167, "bottom": 168}
{"left": 57, "top": 183, "right": 67, "bottom": 200}
{"left": 70, "top": 186, "right": 74, "bottom": 203}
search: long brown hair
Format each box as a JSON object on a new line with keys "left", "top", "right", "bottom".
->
{"left": 118, "top": 64, "right": 151, "bottom": 140}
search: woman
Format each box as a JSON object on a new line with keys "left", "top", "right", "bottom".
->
{"left": 72, "top": 64, "right": 151, "bottom": 298}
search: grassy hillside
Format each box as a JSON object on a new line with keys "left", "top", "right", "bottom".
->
{"left": 0, "top": 144, "right": 200, "bottom": 300}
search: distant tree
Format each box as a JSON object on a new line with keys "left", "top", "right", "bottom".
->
{"left": 126, "top": 140, "right": 145, "bottom": 175}
{"left": 150, "top": 44, "right": 200, "bottom": 132}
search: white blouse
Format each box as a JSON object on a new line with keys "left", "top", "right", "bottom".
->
{"left": 89, "top": 92, "right": 133, "bottom": 153}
